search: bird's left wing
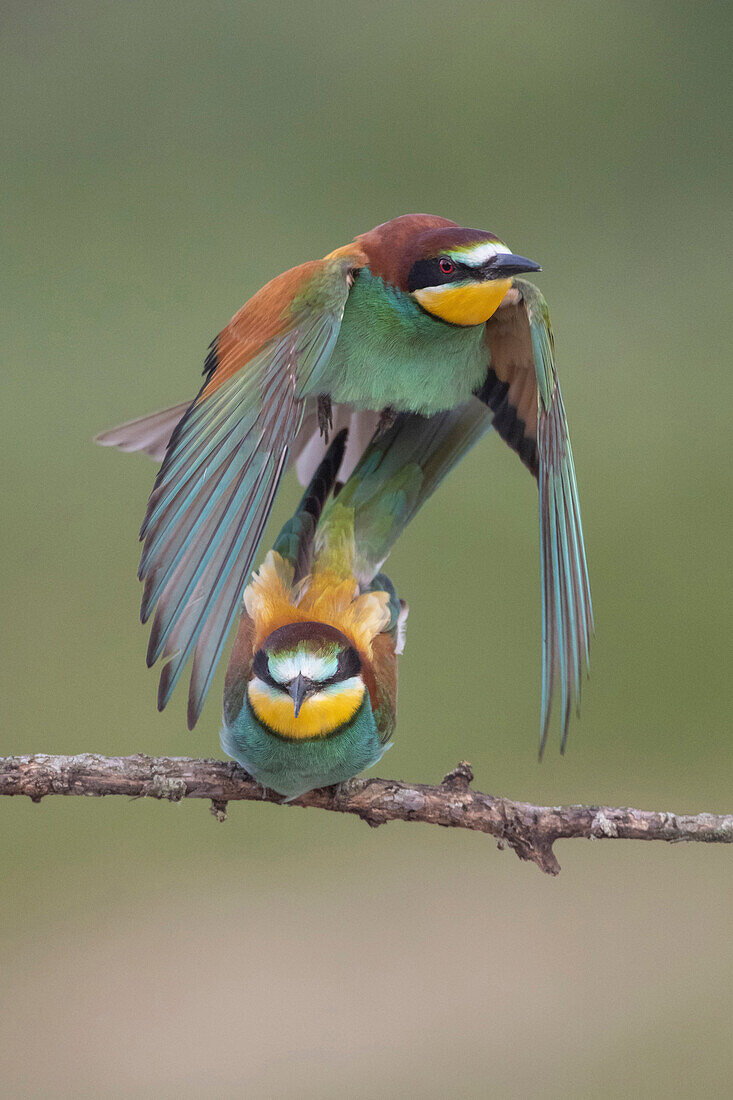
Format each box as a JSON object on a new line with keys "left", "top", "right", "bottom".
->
{"left": 477, "top": 280, "right": 593, "bottom": 753}
{"left": 140, "top": 248, "right": 363, "bottom": 728}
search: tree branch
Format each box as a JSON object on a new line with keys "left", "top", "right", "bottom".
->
{"left": 1, "top": 754, "right": 731, "bottom": 875}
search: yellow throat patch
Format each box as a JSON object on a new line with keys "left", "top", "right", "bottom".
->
{"left": 413, "top": 278, "right": 512, "bottom": 327}
{"left": 247, "top": 678, "right": 365, "bottom": 740}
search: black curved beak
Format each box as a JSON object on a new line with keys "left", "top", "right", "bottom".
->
{"left": 287, "top": 673, "right": 309, "bottom": 717}
{"left": 485, "top": 253, "right": 541, "bottom": 279}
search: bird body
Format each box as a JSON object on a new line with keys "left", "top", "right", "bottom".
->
{"left": 98, "top": 212, "right": 592, "bottom": 752}
{"left": 220, "top": 570, "right": 396, "bottom": 799}
{"left": 221, "top": 432, "right": 402, "bottom": 798}
{"left": 221, "top": 696, "right": 387, "bottom": 801}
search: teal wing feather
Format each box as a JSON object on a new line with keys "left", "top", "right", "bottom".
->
{"left": 139, "top": 265, "right": 354, "bottom": 729}
{"left": 480, "top": 280, "right": 593, "bottom": 754}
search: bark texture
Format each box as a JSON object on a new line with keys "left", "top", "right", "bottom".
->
{"left": 1, "top": 754, "right": 731, "bottom": 875}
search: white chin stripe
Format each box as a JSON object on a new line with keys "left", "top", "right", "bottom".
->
{"left": 249, "top": 676, "right": 280, "bottom": 702}
{"left": 249, "top": 674, "right": 364, "bottom": 704}
{"left": 454, "top": 241, "right": 512, "bottom": 267}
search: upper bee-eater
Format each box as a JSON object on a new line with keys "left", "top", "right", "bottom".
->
{"left": 97, "top": 213, "right": 592, "bottom": 752}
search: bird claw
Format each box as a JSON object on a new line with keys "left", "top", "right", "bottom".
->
{"left": 317, "top": 395, "right": 333, "bottom": 442}
{"left": 442, "top": 761, "right": 474, "bottom": 789}
{"left": 376, "top": 406, "right": 397, "bottom": 436}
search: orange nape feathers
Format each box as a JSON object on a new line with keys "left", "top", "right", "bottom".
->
{"left": 243, "top": 551, "right": 391, "bottom": 659}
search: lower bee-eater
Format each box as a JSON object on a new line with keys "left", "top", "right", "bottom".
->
{"left": 222, "top": 388, "right": 503, "bottom": 794}
{"left": 97, "top": 213, "right": 592, "bottom": 751}
{"left": 221, "top": 429, "right": 405, "bottom": 797}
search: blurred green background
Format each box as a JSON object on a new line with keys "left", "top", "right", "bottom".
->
{"left": 1, "top": 1, "right": 732, "bottom": 1095}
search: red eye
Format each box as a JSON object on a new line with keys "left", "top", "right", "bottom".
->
{"left": 439, "top": 258, "right": 454, "bottom": 275}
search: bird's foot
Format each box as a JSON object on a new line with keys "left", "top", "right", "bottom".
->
{"left": 441, "top": 761, "right": 474, "bottom": 790}
{"left": 376, "top": 405, "right": 397, "bottom": 436}
{"left": 317, "top": 394, "right": 333, "bottom": 442}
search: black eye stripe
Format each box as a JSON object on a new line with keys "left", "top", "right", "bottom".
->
{"left": 337, "top": 646, "right": 362, "bottom": 680}
{"left": 252, "top": 648, "right": 280, "bottom": 689}
{"left": 407, "top": 257, "right": 475, "bottom": 292}
{"left": 252, "top": 645, "right": 362, "bottom": 690}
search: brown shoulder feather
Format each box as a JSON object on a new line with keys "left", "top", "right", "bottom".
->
{"left": 477, "top": 287, "right": 540, "bottom": 477}
{"left": 223, "top": 611, "right": 256, "bottom": 727}
{"left": 366, "top": 631, "right": 398, "bottom": 741}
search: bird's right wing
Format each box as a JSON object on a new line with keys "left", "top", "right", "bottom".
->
{"left": 136, "top": 248, "right": 364, "bottom": 728}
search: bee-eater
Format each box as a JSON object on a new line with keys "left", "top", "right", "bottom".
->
{"left": 221, "top": 429, "right": 404, "bottom": 798}
{"left": 97, "top": 213, "right": 592, "bottom": 752}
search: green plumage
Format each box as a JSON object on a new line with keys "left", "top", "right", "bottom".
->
{"left": 305, "top": 270, "right": 488, "bottom": 414}
{"left": 220, "top": 398, "right": 506, "bottom": 797}
{"left": 220, "top": 695, "right": 389, "bottom": 802}
{"left": 320, "top": 402, "right": 494, "bottom": 581}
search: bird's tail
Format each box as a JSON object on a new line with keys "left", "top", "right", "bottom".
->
{"left": 94, "top": 402, "right": 190, "bottom": 462}
{"left": 272, "top": 429, "right": 349, "bottom": 582}
{"left": 317, "top": 400, "right": 494, "bottom": 584}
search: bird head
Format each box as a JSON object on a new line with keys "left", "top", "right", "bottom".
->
{"left": 247, "top": 621, "right": 367, "bottom": 739}
{"left": 359, "top": 215, "right": 541, "bottom": 327}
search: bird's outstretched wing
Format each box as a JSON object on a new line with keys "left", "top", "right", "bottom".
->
{"left": 477, "top": 280, "right": 593, "bottom": 753}
{"left": 139, "top": 249, "right": 363, "bottom": 728}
